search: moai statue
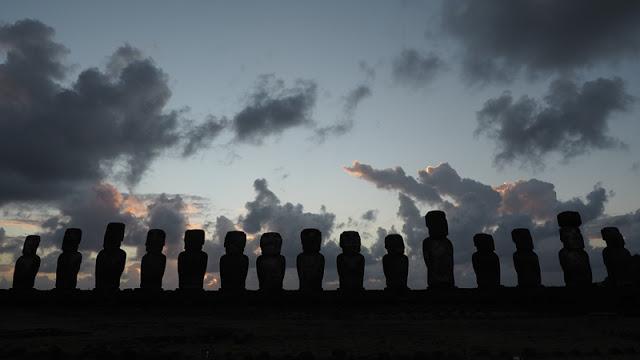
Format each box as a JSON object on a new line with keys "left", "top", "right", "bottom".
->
{"left": 220, "top": 231, "right": 249, "bottom": 292}
{"left": 12, "top": 235, "right": 41, "bottom": 290}
{"left": 632, "top": 255, "right": 640, "bottom": 288}
{"left": 178, "top": 229, "right": 208, "bottom": 290}
{"left": 472, "top": 233, "right": 500, "bottom": 289}
{"left": 95, "top": 223, "right": 126, "bottom": 290}
{"left": 337, "top": 231, "right": 365, "bottom": 292}
{"left": 55, "top": 228, "right": 82, "bottom": 290}
{"left": 511, "top": 228, "right": 541, "bottom": 288}
{"left": 422, "top": 211, "right": 454, "bottom": 289}
{"left": 601, "top": 227, "right": 632, "bottom": 287}
{"left": 557, "top": 211, "right": 592, "bottom": 288}
{"left": 382, "top": 234, "right": 409, "bottom": 293}
{"left": 140, "top": 229, "right": 166, "bottom": 290}
{"left": 257, "top": 232, "right": 286, "bottom": 292}
{"left": 297, "top": 228, "right": 325, "bottom": 292}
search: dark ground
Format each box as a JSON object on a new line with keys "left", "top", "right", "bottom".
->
{"left": 1, "top": 288, "right": 639, "bottom": 359}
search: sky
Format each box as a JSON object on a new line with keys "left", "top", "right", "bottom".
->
{"left": 1, "top": 0, "right": 639, "bottom": 290}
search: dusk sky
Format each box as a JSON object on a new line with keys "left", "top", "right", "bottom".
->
{"left": 1, "top": 0, "right": 639, "bottom": 290}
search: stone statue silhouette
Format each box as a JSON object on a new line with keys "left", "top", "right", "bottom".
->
{"left": 511, "top": 228, "right": 541, "bottom": 288}
{"left": 140, "top": 229, "right": 166, "bottom": 290}
{"left": 557, "top": 211, "right": 592, "bottom": 288}
{"left": 178, "top": 229, "right": 208, "bottom": 290}
{"left": 220, "top": 230, "right": 249, "bottom": 292}
{"left": 12, "top": 235, "right": 41, "bottom": 290}
{"left": 297, "top": 228, "right": 325, "bottom": 292}
{"left": 337, "top": 231, "right": 365, "bottom": 292}
{"left": 257, "top": 232, "right": 286, "bottom": 292}
{"left": 422, "top": 211, "right": 454, "bottom": 289}
{"left": 633, "top": 255, "right": 640, "bottom": 287}
{"left": 472, "top": 233, "right": 500, "bottom": 289}
{"left": 95, "top": 223, "right": 126, "bottom": 290}
{"left": 382, "top": 234, "right": 409, "bottom": 293}
{"left": 55, "top": 228, "right": 82, "bottom": 290}
{"left": 601, "top": 227, "right": 633, "bottom": 287}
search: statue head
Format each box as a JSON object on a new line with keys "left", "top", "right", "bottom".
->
{"left": 184, "top": 229, "right": 205, "bottom": 251}
{"left": 557, "top": 211, "right": 582, "bottom": 228}
{"left": 601, "top": 227, "right": 625, "bottom": 248}
{"left": 260, "top": 232, "right": 282, "bottom": 256}
{"left": 511, "top": 228, "right": 534, "bottom": 251}
{"left": 145, "top": 229, "right": 166, "bottom": 254}
{"left": 339, "top": 231, "right": 361, "bottom": 254}
{"left": 425, "top": 210, "right": 448, "bottom": 237}
{"left": 23, "top": 235, "right": 40, "bottom": 256}
{"left": 224, "top": 231, "right": 247, "bottom": 255}
{"left": 301, "top": 228, "right": 322, "bottom": 253}
{"left": 62, "top": 228, "right": 82, "bottom": 252}
{"left": 384, "top": 234, "right": 405, "bottom": 255}
{"left": 473, "top": 233, "right": 495, "bottom": 252}
{"left": 103, "top": 222, "right": 125, "bottom": 250}
{"left": 559, "top": 227, "right": 585, "bottom": 250}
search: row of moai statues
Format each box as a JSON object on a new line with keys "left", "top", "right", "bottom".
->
{"left": 11, "top": 210, "right": 640, "bottom": 291}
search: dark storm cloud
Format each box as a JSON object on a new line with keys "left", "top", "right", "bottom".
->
{"left": 392, "top": 49, "right": 445, "bottom": 87}
{"left": 346, "top": 161, "right": 613, "bottom": 286}
{"left": 0, "top": 19, "right": 243, "bottom": 207}
{"left": 239, "top": 178, "right": 336, "bottom": 264}
{"left": 0, "top": 19, "right": 196, "bottom": 204}
{"left": 442, "top": 0, "right": 640, "bottom": 82}
{"left": 232, "top": 75, "right": 318, "bottom": 144}
{"left": 476, "top": 77, "right": 633, "bottom": 168}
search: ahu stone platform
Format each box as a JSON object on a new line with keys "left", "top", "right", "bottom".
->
{"left": 1, "top": 288, "right": 639, "bottom": 360}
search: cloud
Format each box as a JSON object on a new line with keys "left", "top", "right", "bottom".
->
{"left": 1, "top": 169, "right": 627, "bottom": 289}
{"left": 212, "top": 215, "right": 236, "bottom": 244}
{"left": 0, "top": 19, "right": 201, "bottom": 204}
{"left": 442, "top": 0, "right": 640, "bottom": 82}
{"left": 40, "top": 183, "right": 147, "bottom": 253}
{"left": 361, "top": 209, "right": 378, "bottom": 222}
{"left": 0, "top": 183, "right": 206, "bottom": 289}
{"left": 476, "top": 77, "right": 633, "bottom": 168}
{"left": 181, "top": 116, "right": 228, "bottom": 157}
{"left": 231, "top": 74, "right": 317, "bottom": 144}
{"left": 145, "top": 194, "right": 189, "bottom": 257}
{"left": 314, "top": 63, "right": 374, "bottom": 142}
{"left": 391, "top": 48, "right": 445, "bottom": 87}
{"left": 239, "top": 178, "right": 336, "bottom": 263}
{"left": 396, "top": 193, "right": 428, "bottom": 256}
{"left": 236, "top": 178, "right": 359, "bottom": 289}
{"left": 590, "top": 209, "right": 640, "bottom": 255}
{"left": 314, "top": 85, "right": 372, "bottom": 142}
{"left": 344, "top": 161, "right": 442, "bottom": 203}
{"left": 346, "top": 161, "right": 613, "bottom": 286}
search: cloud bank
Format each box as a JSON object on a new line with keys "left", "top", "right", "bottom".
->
{"left": 345, "top": 160, "right": 633, "bottom": 286}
